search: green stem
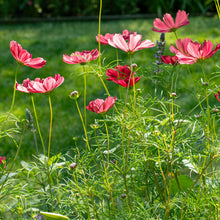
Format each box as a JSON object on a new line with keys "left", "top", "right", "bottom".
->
{"left": 180, "top": 155, "right": 218, "bottom": 220}
{"left": 103, "top": 115, "right": 110, "bottom": 168}
{"left": 0, "top": 65, "right": 19, "bottom": 132}
{"left": 83, "top": 65, "right": 87, "bottom": 128}
{"left": 75, "top": 99, "right": 90, "bottom": 151}
{"left": 0, "top": 124, "right": 25, "bottom": 194}
{"left": 31, "top": 95, "right": 46, "bottom": 156}
{"left": 48, "top": 95, "right": 53, "bottom": 160}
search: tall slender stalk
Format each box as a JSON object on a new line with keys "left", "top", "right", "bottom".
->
{"left": 83, "top": 65, "right": 87, "bottom": 128}
{"left": 48, "top": 95, "right": 53, "bottom": 160}
{"left": 0, "top": 123, "right": 25, "bottom": 193}
{"left": 0, "top": 65, "right": 20, "bottom": 132}
{"left": 31, "top": 95, "right": 46, "bottom": 156}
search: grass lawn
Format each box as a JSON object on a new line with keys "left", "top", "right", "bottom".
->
{"left": 0, "top": 15, "right": 220, "bottom": 160}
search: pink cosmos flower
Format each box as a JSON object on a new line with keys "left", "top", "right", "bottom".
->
{"left": 214, "top": 91, "right": 220, "bottom": 102}
{"left": 161, "top": 55, "right": 178, "bottom": 65}
{"left": 63, "top": 49, "right": 100, "bottom": 64}
{"left": 96, "top": 29, "right": 137, "bottom": 45}
{"left": 86, "top": 96, "right": 117, "bottom": 114}
{"left": 152, "top": 10, "right": 189, "bottom": 33}
{"left": 170, "top": 38, "right": 220, "bottom": 64}
{"left": 0, "top": 156, "right": 6, "bottom": 164}
{"left": 16, "top": 74, "right": 64, "bottom": 93}
{"left": 106, "top": 65, "right": 141, "bottom": 87}
{"left": 10, "top": 41, "right": 46, "bottom": 68}
{"left": 108, "top": 34, "right": 155, "bottom": 53}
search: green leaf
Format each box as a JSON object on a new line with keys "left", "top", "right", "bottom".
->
{"left": 40, "top": 212, "right": 70, "bottom": 220}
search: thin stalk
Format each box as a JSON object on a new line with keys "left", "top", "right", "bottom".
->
{"left": 83, "top": 65, "right": 87, "bottom": 128}
{"left": 74, "top": 100, "right": 102, "bottom": 173}
{"left": 31, "top": 95, "right": 46, "bottom": 156}
{"left": 180, "top": 155, "right": 218, "bottom": 220}
{"left": 0, "top": 65, "right": 20, "bottom": 132}
{"left": 73, "top": 171, "right": 91, "bottom": 219}
{"left": 103, "top": 115, "right": 110, "bottom": 168}
{"left": 0, "top": 124, "right": 25, "bottom": 193}
{"left": 48, "top": 95, "right": 53, "bottom": 160}
{"left": 75, "top": 99, "right": 90, "bottom": 151}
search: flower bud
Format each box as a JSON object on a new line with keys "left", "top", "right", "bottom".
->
{"left": 170, "top": 92, "right": 177, "bottom": 98}
{"left": 69, "top": 91, "right": 79, "bottom": 100}
{"left": 160, "top": 33, "right": 165, "bottom": 42}
{"left": 121, "top": 193, "right": 127, "bottom": 199}
{"left": 90, "top": 124, "right": 99, "bottom": 130}
{"left": 202, "top": 82, "right": 208, "bottom": 87}
{"left": 212, "top": 107, "right": 219, "bottom": 113}
{"left": 70, "top": 162, "right": 77, "bottom": 170}
{"left": 195, "top": 114, "right": 202, "bottom": 119}
{"left": 130, "top": 63, "right": 138, "bottom": 72}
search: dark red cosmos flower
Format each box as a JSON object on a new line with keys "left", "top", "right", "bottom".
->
{"left": 161, "top": 55, "right": 178, "bottom": 65}
{"left": 214, "top": 91, "right": 220, "bottom": 102}
{"left": 86, "top": 96, "right": 117, "bottom": 114}
{"left": 106, "top": 65, "right": 141, "bottom": 88}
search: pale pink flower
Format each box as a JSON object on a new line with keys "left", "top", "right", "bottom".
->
{"left": 63, "top": 49, "right": 100, "bottom": 64}
{"left": 16, "top": 74, "right": 64, "bottom": 93}
{"left": 171, "top": 38, "right": 220, "bottom": 64}
{"left": 108, "top": 34, "right": 155, "bottom": 53}
{"left": 152, "top": 10, "right": 189, "bottom": 33}
{"left": 86, "top": 97, "right": 117, "bottom": 114}
{"left": 10, "top": 41, "right": 46, "bottom": 68}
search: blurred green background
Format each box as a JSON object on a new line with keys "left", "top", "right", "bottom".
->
{"left": 0, "top": 0, "right": 216, "bottom": 19}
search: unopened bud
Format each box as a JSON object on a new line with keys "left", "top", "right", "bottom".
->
{"left": 212, "top": 107, "right": 219, "bottom": 113}
{"left": 130, "top": 63, "right": 138, "bottom": 72}
{"left": 121, "top": 193, "right": 127, "bottom": 199}
{"left": 202, "top": 82, "right": 208, "bottom": 87}
{"left": 196, "top": 114, "right": 202, "bottom": 119}
{"left": 90, "top": 124, "right": 99, "bottom": 130}
{"left": 160, "top": 33, "right": 165, "bottom": 42}
{"left": 70, "top": 162, "right": 77, "bottom": 170}
{"left": 69, "top": 91, "right": 79, "bottom": 100}
{"left": 170, "top": 92, "right": 177, "bottom": 98}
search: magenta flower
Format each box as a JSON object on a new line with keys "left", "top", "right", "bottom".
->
{"left": 108, "top": 34, "right": 155, "bottom": 53}
{"left": 215, "top": 91, "right": 220, "bottom": 102}
{"left": 16, "top": 74, "right": 64, "bottom": 93}
{"left": 0, "top": 156, "right": 6, "bottom": 164}
{"left": 152, "top": 10, "right": 189, "bottom": 33}
{"left": 170, "top": 38, "right": 220, "bottom": 64}
{"left": 161, "top": 55, "right": 178, "bottom": 65}
{"left": 63, "top": 49, "right": 100, "bottom": 64}
{"left": 10, "top": 41, "right": 46, "bottom": 68}
{"left": 106, "top": 65, "right": 141, "bottom": 87}
{"left": 86, "top": 96, "right": 117, "bottom": 114}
